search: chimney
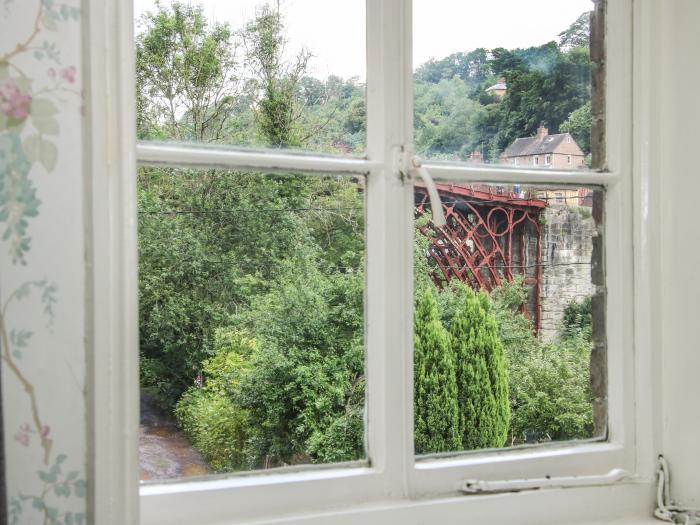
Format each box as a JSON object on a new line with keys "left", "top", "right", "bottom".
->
{"left": 537, "top": 124, "right": 548, "bottom": 139}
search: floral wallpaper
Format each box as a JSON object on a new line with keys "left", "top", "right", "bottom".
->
{"left": 1, "top": 0, "right": 87, "bottom": 523}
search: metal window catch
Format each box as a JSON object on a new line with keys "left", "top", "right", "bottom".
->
{"left": 399, "top": 146, "right": 446, "bottom": 227}
{"left": 461, "top": 468, "right": 632, "bottom": 495}
{"left": 655, "top": 455, "right": 700, "bottom": 524}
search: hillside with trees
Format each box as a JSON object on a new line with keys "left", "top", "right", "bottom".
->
{"left": 137, "top": 2, "right": 596, "bottom": 474}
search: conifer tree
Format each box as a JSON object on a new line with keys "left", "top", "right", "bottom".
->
{"left": 450, "top": 288, "right": 510, "bottom": 449}
{"left": 414, "top": 290, "right": 462, "bottom": 454}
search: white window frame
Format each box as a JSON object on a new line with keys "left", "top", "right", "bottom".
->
{"left": 545, "top": 153, "right": 552, "bottom": 165}
{"left": 86, "top": 0, "right": 658, "bottom": 524}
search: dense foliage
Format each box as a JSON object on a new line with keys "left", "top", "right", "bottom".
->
{"left": 413, "top": 16, "right": 592, "bottom": 161}
{"left": 137, "top": 2, "right": 596, "bottom": 473}
{"left": 414, "top": 290, "right": 462, "bottom": 454}
{"left": 450, "top": 288, "right": 510, "bottom": 449}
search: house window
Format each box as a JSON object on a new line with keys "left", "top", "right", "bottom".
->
{"left": 89, "top": 0, "right": 639, "bottom": 522}
{"left": 534, "top": 156, "right": 539, "bottom": 166}
{"left": 568, "top": 155, "right": 572, "bottom": 165}
{"left": 555, "top": 191, "right": 564, "bottom": 203}
{"left": 545, "top": 154, "right": 551, "bottom": 164}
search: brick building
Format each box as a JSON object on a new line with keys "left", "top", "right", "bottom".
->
{"left": 502, "top": 125, "right": 585, "bottom": 169}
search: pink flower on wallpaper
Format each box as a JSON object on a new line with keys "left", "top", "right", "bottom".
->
{"left": 40, "top": 425, "right": 51, "bottom": 439}
{"left": 14, "top": 425, "right": 31, "bottom": 447}
{"left": 60, "top": 66, "right": 76, "bottom": 84}
{"left": 0, "top": 79, "right": 32, "bottom": 120}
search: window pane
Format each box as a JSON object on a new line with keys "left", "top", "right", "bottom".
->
{"left": 413, "top": 182, "right": 605, "bottom": 456}
{"left": 134, "top": 0, "right": 366, "bottom": 155}
{"left": 413, "top": 0, "right": 601, "bottom": 169}
{"left": 138, "top": 168, "right": 366, "bottom": 481}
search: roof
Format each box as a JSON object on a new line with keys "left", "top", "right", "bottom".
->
{"left": 504, "top": 133, "right": 581, "bottom": 157}
{"left": 485, "top": 82, "right": 507, "bottom": 92}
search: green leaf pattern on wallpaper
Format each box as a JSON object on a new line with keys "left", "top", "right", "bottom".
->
{"left": 1, "top": 0, "right": 86, "bottom": 523}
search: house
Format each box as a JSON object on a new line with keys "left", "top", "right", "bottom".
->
{"left": 485, "top": 76, "right": 507, "bottom": 98}
{"left": 503, "top": 125, "right": 586, "bottom": 169}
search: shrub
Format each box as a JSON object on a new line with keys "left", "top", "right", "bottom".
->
{"left": 413, "top": 290, "right": 462, "bottom": 454}
{"left": 175, "top": 329, "right": 255, "bottom": 471}
{"left": 450, "top": 286, "right": 510, "bottom": 449}
{"left": 507, "top": 331, "right": 593, "bottom": 443}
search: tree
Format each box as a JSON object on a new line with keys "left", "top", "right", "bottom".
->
{"left": 413, "top": 290, "right": 462, "bottom": 454}
{"left": 560, "top": 102, "right": 592, "bottom": 154}
{"left": 136, "top": 2, "right": 239, "bottom": 141}
{"left": 242, "top": 5, "right": 311, "bottom": 147}
{"left": 449, "top": 287, "right": 510, "bottom": 449}
{"left": 558, "top": 12, "right": 591, "bottom": 51}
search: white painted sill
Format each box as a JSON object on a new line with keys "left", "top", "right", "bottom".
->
{"left": 178, "top": 481, "right": 656, "bottom": 525}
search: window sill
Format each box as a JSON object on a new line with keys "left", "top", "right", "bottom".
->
{"left": 141, "top": 478, "right": 654, "bottom": 525}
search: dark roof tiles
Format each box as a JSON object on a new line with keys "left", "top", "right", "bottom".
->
{"left": 505, "top": 133, "right": 575, "bottom": 157}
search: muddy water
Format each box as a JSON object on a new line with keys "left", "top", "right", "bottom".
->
{"left": 139, "top": 391, "right": 211, "bottom": 481}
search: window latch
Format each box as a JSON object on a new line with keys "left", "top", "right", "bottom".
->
{"left": 461, "top": 468, "right": 632, "bottom": 495}
{"left": 399, "top": 145, "right": 446, "bottom": 227}
{"left": 655, "top": 455, "right": 700, "bottom": 524}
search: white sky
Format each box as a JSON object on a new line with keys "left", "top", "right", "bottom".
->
{"left": 134, "top": 0, "right": 593, "bottom": 81}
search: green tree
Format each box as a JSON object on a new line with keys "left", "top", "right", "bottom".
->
{"left": 136, "top": 1, "right": 239, "bottom": 141}
{"left": 560, "top": 101, "right": 592, "bottom": 154}
{"left": 558, "top": 12, "right": 591, "bottom": 51}
{"left": 235, "top": 253, "right": 366, "bottom": 467}
{"left": 449, "top": 286, "right": 510, "bottom": 449}
{"left": 243, "top": 5, "right": 311, "bottom": 147}
{"left": 413, "top": 290, "right": 462, "bottom": 454}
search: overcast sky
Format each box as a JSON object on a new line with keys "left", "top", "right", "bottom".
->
{"left": 133, "top": 0, "right": 593, "bottom": 80}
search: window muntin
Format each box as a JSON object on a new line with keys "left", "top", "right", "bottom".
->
{"left": 133, "top": 0, "right": 366, "bottom": 155}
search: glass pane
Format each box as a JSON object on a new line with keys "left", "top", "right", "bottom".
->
{"left": 138, "top": 168, "right": 366, "bottom": 481}
{"left": 413, "top": 182, "right": 604, "bottom": 456}
{"left": 413, "top": 0, "right": 601, "bottom": 169}
{"left": 134, "top": 0, "right": 366, "bottom": 154}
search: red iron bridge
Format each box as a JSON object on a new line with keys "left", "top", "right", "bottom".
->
{"left": 415, "top": 183, "right": 547, "bottom": 332}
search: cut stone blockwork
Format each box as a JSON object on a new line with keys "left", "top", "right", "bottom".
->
{"left": 539, "top": 205, "right": 596, "bottom": 340}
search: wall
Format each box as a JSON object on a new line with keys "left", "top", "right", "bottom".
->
{"left": 0, "top": 1, "right": 87, "bottom": 522}
{"left": 656, "top": 0, "right": 700, "bottom": 508}
{"left": 539, "top": 205, "right": 596, "bottom": 340}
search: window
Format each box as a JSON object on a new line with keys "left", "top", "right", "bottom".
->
{"left": 89, "top": 0, "right": 640, "bottom": 523}
{"left": 534, "top": 155, "right": 539, "bottom": 166}
{"left": 545, "top": 154, "right": 551, "bottom": 165}
{"left": 568, "top": 154, "right": 573, "bottom": 164}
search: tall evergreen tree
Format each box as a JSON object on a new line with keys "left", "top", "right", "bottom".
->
{"left": 450, "top": 288, "right": 510, "bottom": 449}
{"left": 414, "top": 290, "right": 461, "bottom": 454}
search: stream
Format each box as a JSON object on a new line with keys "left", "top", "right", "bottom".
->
{"left": 139, "top": 391, "right": 211, "bottom": 481}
